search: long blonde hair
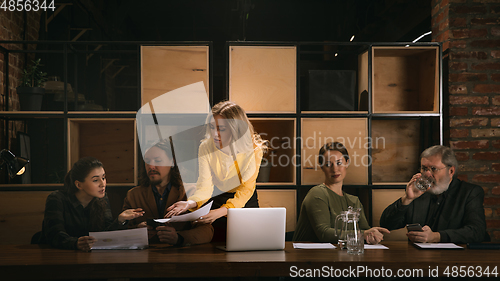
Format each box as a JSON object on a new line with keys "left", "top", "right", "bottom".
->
{"left": 205, "top": 101, "right": 268, "bottom": 152}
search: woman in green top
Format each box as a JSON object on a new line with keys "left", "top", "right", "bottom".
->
{"left": 293, "top": 142, "right": 389, "bottom": 244}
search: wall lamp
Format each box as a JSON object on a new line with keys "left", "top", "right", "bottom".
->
{"left": 0, "top": 149, "right": 29, "bottom": 178}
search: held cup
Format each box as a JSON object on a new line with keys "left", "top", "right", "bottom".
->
{"left": 414, "top": 175, "right": 433, "bottom": 192}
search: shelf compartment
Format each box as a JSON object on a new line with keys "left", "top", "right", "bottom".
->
{"left": 371, "top": 119, "right": 421, "bottom": 184}
{"left": 301, "top": 118, "right": 368, "bottom": 185}
{"left": 67, "top": 49, "right": 140, "bottom": 111}
{"left": 68, "top": 119, "right": 137, "bottom": 185}
{"left": 250, "top": 118, "right": 296, "bottom": 184}
{"left": 141, "top": 46, "right": 209, "bottom": 106}
{"left": 14, "top": 52, "right": 65, "bottom": 112}
{"left": 257, "top": 189, "right": 296, "bottom": 232}
{"left": 368, "top": 46, "right": 439, "bottom": 113}
{"left": 229, "top": 46, "right": 296, "bottom": 113}
{"left": 300, "top": 44, "right": 369, "bottom": 112}
{"left": 0, "top": 118, "right": 66, "bottom": 185}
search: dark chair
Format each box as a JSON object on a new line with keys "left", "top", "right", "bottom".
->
{"left": 485, "top": 231, "right": 491, "bottom": 242}
{"left": 30, "top": 231, "right": 42, "bottom": 244}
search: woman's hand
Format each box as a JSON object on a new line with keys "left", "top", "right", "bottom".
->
{"left": 364, "top": 227, "right": 390, "bottom": 245}
{"left": 165, "top": 200, "right": 197, "bottom": 218}
{"left": 118, "top": 208, "right": 145, "bottom": 223}
{"left": 195, "top": 207, "right": 227, "bottom": 224}
{"left": 76, "top": 236, "right": 96, "bottom": 252}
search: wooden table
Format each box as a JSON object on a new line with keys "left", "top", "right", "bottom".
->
{"left": 0, "top": 241, "right": 498, "bottom": 280}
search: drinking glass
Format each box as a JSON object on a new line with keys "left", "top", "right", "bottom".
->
{"left": 415, "top": 175, "right": 433, "bottom": 191}
{"left": 346, "top": 233, "right": 364, "bottom": 255}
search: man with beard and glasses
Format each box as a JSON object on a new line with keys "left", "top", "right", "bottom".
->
{"left": 122, "top": 139, "right": 213, "bottom": 246}
{"left": 380, "top": 145, "right": 488, "bottom": 244}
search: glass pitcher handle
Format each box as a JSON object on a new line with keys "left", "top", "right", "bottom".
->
{"left": 334, "top": 214, "right": 342, "bottom": 237}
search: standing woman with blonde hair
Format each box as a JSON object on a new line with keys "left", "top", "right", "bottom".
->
{"left": 167, "top": 101, "right": 267, "bottom": 239}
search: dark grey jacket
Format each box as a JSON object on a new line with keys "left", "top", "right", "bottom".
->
{"left": 380, "top": 178, "right": 487, "bottom": 243}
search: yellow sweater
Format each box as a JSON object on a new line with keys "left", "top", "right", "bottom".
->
{"left": 188, "top": 139, "right": 263, "bottom": 209}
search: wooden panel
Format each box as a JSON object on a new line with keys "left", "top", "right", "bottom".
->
{"left": 301, "top": 118, "right": 368, "bottom": 185}
{"left": 141, "top": 46, "right": 209, "bottom": 106}
{"left": 419, "top": 49, "right": 440, "bottom": 112}
{"left": 250, "top": 119, "right": 295, "bottom": 184}
{"left": 0, "top": 191, "right": 50, "bottom": 244}
{"left": 68, "top": 119, "right": 137, "bottom": 184}
{"left": 372, "top": 46, "right": 439, "bottom": 113}
{"left": 230, "top": 46, "right": 296, "bottom": 113}
{"left": 358, "top": 50, "right": 369, "bottom": 111}
{"left": 68, "top": 120, "right": 80, "bottom": 161}
{"left": 372, "top": 120, "right": 420, "bottom": 183}
{"left": 257, "top": 189, "right": 296, "bottom": 232}
{"left": 372, "top": 189, "right": 408, "bottom": 241}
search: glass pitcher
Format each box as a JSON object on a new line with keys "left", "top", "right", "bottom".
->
{"left": 334, "top": 206, "right": 362, "bottom": 249}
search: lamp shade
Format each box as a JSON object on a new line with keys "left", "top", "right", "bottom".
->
{"left": 0, "top": 149, "right": 30, "bottom": 178}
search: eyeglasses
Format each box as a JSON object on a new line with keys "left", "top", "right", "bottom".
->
{"left": 420, "top": 166, "right": 448, "bottom": 173}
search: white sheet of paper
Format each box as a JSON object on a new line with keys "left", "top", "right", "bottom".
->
{"left": 293, "top": 243, "right": 336, "bottom": 249}
{"left": 90, "top": 227, "right": 148, "bottom": 250}
{"left": 364, "top": 244, "right": 389, "bottom": 249}
{"left": 154, "top": 201, "right": 213, "bottom": 223}
{"left": 414, "top": 243, "right": 464, "bottom": 249}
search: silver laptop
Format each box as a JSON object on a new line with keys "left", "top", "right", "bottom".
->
{"left": 218, "top": 207, "right": 286, "bottom": 252}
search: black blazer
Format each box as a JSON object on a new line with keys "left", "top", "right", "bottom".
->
{"left": 380, "top": 178, "right": 487, "bottom": 243}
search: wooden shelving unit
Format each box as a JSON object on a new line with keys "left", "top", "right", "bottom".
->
{"left": 227, "top": 42, "right": 442, "bottom": 231}
{"left": 0, "top": 41, "right": 442, "bottom": 243}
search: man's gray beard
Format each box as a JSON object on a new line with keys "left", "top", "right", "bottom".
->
{"left": 427, "top": 174, "right": 451, "bottom": 195}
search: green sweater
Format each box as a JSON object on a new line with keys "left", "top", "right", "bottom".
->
{"left": 293, "top": 184, "right": 370, "bottom": 242}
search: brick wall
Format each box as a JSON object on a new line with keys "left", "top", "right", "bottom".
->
{"left": 0, "top": 11, "right": 42, "bottom": 150}
{"left": 432, "top": 0, "right": 500, "bottom": 241}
